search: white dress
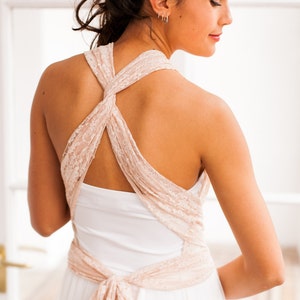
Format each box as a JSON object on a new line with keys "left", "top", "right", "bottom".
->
{"left": 59, "top": 183, "right": 225, "bottom": 299}
{"left": 59, "top": 43, "right": 226, "bottom": 299}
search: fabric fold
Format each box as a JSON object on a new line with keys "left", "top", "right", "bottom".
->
{"left": 92, "top": 276, "right": 133, "bottom": 300}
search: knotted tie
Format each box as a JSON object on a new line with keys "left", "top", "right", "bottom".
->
{"left": 92, "top": 275, "right": 133, "bottom": 300}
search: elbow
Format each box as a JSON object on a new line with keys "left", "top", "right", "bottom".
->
{"left": 31, "top": 222, "right": 58, "bottom": 237}
{"left": 245, "top": 254, "right": 286, "bottom": 292}
{"left": 273, "top": 274, "right": 285, "bottom": 287}
{"left": 259, "top": 261, "right": 286, "bottom": 290}
{"left": 30, "top": 214, "right": 70, "bottom": 237}
{"left": 29, "top": 206, "right": 71, "bottom": 237}
{"left": 264, "top": 268, "right": 285, "bottom": 289}
{"left": 37, "top": 230, "right": 53, "bottom": 238}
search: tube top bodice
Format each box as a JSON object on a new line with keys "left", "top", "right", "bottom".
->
{"left": 74, "top": 180, "right": 203, "bottom": 276}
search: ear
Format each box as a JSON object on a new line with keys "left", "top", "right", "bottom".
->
{"left": 148, "top": 0, "right": 173, "bottom": 16}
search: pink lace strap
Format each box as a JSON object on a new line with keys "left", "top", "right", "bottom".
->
{"left": 61, "top": 43, "right": 211, "bottom": 240}
{"left": 68, "top": 240, "right": 215, "bottom": 299}
{"left": 84, "top": 43, "right": 175, "bottom": 97}
{"left": 60, "top": 44, "right": 175, "bottom": 217}
{"left": 62, "top": 44, "right": 215, "bottom": 298}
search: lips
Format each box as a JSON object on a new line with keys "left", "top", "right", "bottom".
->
{"left": 209, "top": 33, "right": 222, "bottom": 41}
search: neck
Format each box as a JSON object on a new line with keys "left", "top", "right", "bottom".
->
{"left": 115, "top": 18, "right": 174, "bottom": 59}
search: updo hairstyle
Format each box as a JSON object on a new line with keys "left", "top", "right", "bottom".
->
{"left": 74, "top": 0, "right": 147, "bottom": 48}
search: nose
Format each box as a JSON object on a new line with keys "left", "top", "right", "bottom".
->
{"left": 220, "top": 4, "right": 233, "bottom": 26}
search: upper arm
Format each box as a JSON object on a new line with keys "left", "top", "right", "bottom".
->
{"left": 28, "top": 66, "right": 70, "bottom": 237}
{"left": 202, "top": 98, "right": 283, "bottom": 273}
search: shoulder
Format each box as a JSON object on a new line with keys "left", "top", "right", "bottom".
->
{"left": 39, "top": 53, "right": 91, "bottom": 94}
{"left": 171, "top": 72, "right": 241, "bottom": 146}
{"left": 35, "top": 52, "right": 101, "bottom": 111}
{"left": 147, "top": 68, "right": 237, "bottom": 146}
{"left": 156, "top": 69, "right": 233, "bottom": 127}
{"left": 180, "top": 75, "right": 235, "bottom": 128}
{"left": 188, "top": 82, "right": 238, "bottom": 150}
{"left": 31, "top": 52, "right": 104, "bottom": 159}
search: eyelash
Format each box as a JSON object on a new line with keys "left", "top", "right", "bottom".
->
{"left": 210, "top": 0, "right": 222, "bottom": 6}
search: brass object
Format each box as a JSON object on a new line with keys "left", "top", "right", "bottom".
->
{"left": 0, "top": 244, "right": 30, "bottom": 293}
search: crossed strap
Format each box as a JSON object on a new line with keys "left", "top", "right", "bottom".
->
{"left": 62, "top": 44, "right": 214, "bottom": 300}
{"left": 61, "top": 44, "right": 176, "bottom": 218}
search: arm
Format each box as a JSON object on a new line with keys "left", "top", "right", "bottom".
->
{"left": 28, "top": 68, "right": 70, "bottom": 237}
{"left": 202, "top": 98, "right": 285, "bottom": 298}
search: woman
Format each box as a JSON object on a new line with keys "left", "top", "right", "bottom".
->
{"left": 28, "top": 0, "right": 285, "bottom": 298}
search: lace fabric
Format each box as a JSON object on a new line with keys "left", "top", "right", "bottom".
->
{"left": 60, "top": 43, "right": 215, "bottom": 299}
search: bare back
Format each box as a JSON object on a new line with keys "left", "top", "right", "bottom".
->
{"left": 42, "top": 46, "right": 211, "bottom": 192}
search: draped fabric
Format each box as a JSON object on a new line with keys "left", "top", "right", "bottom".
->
{"left": 60, "top": 43, "right": 215, "bottom": 299}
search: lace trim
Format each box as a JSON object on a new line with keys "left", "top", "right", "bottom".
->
{"left": 68, "top": 240, "right": 215, "bottom": 299}
{"left": 61, "top": 43, "right": 215, "bottom": 298}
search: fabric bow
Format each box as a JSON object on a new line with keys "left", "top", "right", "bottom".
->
{"left": 92, "top": 275, "right": 134, "bottom": 300}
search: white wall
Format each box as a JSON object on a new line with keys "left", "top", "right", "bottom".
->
{"left": 180, "top": 6, "right": 300, "bottom": 194}
{"left": 174, "top": 6, "right": 300, "bottom": 249}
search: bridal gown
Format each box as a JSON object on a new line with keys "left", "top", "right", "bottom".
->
{"left": 58, "top": 43, "right": 225, "bottom": 299}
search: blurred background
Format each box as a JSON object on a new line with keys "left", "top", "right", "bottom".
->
{"left": 0, "top": 0, "right": 299, "bottom": 299}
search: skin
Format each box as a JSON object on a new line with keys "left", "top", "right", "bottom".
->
{"left": 28, "top": 0, "right": 285, "bottom": 298}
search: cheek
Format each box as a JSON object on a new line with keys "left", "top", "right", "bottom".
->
{"left": 185, "top": 14, "right": 209, "bottom": 36}
{"left": 168, "top": 12, "right": 211, "bottom": 50}
{"left": 187, "top": 25, "right": 209, "bottom": 44}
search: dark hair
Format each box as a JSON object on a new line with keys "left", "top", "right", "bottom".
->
{"left": 74, "top": 0, "right": 146, "bottom": 49}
